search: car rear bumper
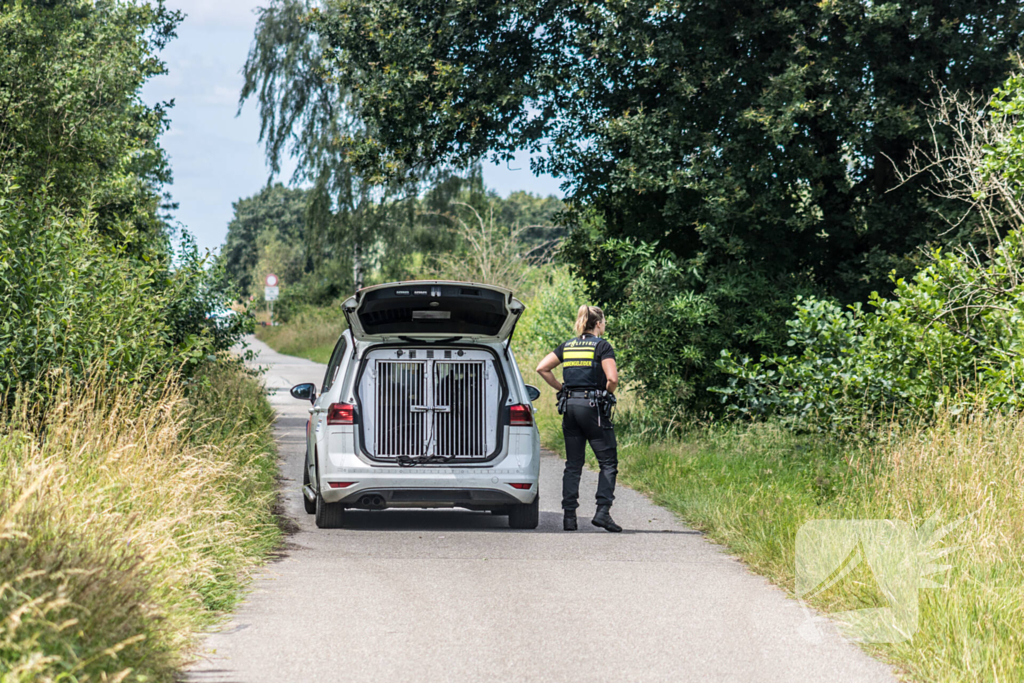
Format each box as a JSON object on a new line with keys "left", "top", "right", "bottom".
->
{"left": 331, "top": 487, "right": 526, "bottom": 509}
{"left": 316, "top": 469, "right": 538, "bottom": 506}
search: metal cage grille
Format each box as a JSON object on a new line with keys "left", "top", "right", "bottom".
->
{"left": 433, "top": 362, "right": 486, "bottom": 457}
{"left": 371, "top": 359, "right": 487, "bottom": 458}
{"left": 374, "top": 362, "right": 426, "bottom": 457}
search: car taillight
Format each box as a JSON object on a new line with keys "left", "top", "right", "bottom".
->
{"left": 328, "top": 482, "right": 356, "bottom": 489}
{"left": 509, "top": 483, "right": 533, "bottom": 490}
{"left": 509, "top": 404, "right": 533, "bottom": 426}
{"left": 327, "top": 403, "right": 355, "bottom": 425}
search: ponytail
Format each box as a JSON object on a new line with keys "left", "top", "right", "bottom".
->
{"left": 573, "top": 305, "right": 605, "bottom": 336}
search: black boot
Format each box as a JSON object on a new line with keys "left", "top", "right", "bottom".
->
{"left": 591, "top": 505, "right": 622, "bottom": 533}
{"left": 563, "top": 510, "right": 578, "bottom": 531}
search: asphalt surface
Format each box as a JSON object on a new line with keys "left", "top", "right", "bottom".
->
{"left": 184, "top": 337, "right": 897, "bottom": 683}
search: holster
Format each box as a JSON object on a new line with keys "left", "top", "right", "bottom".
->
{"left": 598, "top": 392, "right": 617, "bottom": 420}
{"left": 556, "top": 388, "right": 568, "bottom": 415}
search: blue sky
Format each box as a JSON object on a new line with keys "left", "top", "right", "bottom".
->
{"left": 141, "top": 0, "right": 563, "bottom": 255}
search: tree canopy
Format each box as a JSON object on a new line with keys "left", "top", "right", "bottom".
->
{"left": 316, "top": 0, "right": 1024, "bottom": 409}
{"left": 0, "top": 0, "right": 248, "bottom": 397}
{"left": 221, "top": 183, "right": 311, "bottom": 297}
{"left": 0, "top": 0, "right": 181, "bottom": 257}
{"left": 241, "top": 0, "right": 422, "bottom": 290}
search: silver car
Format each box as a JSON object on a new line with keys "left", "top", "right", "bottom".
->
{"left": 290, "top": 281, "right": 542, "bottom": 529}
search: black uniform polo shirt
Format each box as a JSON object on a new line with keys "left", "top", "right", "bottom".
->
{"left": 554, "top": 333, "right": 616, "bottom": 390}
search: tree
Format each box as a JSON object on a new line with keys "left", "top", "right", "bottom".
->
{"left": 240, "top": 0, "right": 416, "bottom": 291}
{"left": 0, "top": 1, "right": 250, "bottom": 397}
{"left": 715, "top": 68, "right": 1024, "bottom": 428}
{"left": 0, "top": 0, "right": 181, "bottom": 258}
{"left": 316, "top": 0, "right": 1024, "bottom": 410}
{"left": 221, "top": 183, "right": 311, "bottom": 296}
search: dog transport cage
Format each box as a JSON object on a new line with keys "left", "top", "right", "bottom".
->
{"left": 358, "top": 349, "right": 502, "bottom": 460}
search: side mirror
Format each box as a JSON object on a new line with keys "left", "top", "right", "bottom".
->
{"left": 525, "top": 384, "right": 542, "bottom": 402}
{"left": 290, "top": 383, "right": 317, "bottom": 404}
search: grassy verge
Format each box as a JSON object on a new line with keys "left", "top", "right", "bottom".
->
{"left": 520, "top": 348, "right": 1022, "bottom": 682}
{"left": 255, "top": 307, "right": 347, "bottom": 364}
{"left": 0, "top": 362, "right": 281, "bottom": 682}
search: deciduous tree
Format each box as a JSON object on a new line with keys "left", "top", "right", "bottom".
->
{"left": 316, "top": 0, "right": 1024, "bottom": 409}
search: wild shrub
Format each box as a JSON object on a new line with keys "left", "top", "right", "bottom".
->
{"left": 0, "top": 185, "right": 251, "bottom": 401}
{"left": 589, "top": 238, "right": 804, "bottom": 414}
{"left": 0, "top": 0, "right": 181, "bottom": 255}
{"left": 516, "top": 266, "right": 584, "bottom": 356}
{"left": 714, "top": 230, "right": 1024, "bottom": 427}
{"left": 714, "top": 69, "right": 1024, "bottom": 429}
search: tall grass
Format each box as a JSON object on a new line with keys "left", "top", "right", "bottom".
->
{"left": 255, "top": 307, "right": 346, "bottom": 364}
{"left": 0, "top": 363, "right": 281, "bottom": 682}
{"left": 855, "top": 414, "right": 1024, "bottom": 680}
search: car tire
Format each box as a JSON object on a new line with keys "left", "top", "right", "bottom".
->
{"left": 302, "top": 459, "right": 316, "bottom": 515}
{"left": 314, "top": 455, "right": 345, "bottom": 529}
{"left": 508, "top": 496, "right": 539, "bottom": 530}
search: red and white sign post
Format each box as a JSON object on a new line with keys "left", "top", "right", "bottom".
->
{"left": 264, "top": 273, "right": 280, "bottom": 325}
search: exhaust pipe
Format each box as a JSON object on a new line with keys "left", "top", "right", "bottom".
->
{"left": 357, "top": 494, "right": 386, "bottom": 509}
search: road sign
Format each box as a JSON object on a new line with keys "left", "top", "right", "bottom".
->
{"left": 265, "top": 273, "right": 279, "bottom": 287}
{"left": 264, "top": 286, "right": 279, "bottom": 301}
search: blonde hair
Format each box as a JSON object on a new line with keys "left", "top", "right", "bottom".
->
{"left": 573, "top": 305, "right": 605, "bottom": 336}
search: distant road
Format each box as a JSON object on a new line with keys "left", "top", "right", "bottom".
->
{"left": 185, "top": 337, "right": 895, "bottom": 682}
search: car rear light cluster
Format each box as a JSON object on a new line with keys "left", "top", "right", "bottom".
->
{"left": 509, "top": 404, "right": 533, "bottom": 426}
{"left": 327, "top": 403, "right": 355, "bottom": 425}
{"left": 509, "top": 483, "right": 533, "bottom": 490}
{"left": 328, "top": 481, "right": 356, "bottom": 489}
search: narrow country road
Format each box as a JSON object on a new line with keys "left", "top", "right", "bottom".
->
{"left": 185, "top": 338, "right": 896, "bottom": 683}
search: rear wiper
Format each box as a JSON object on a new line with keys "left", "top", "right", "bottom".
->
{"left": 398, "top": 336, "right": 463, "bottom": 345}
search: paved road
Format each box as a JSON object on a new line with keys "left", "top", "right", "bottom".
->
{"left": 185, "top": 337, "right": 896, "bottom": 683}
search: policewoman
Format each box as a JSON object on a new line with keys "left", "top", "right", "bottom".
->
{"left": 536, "top": 305, "right": 621, "bottom": 532}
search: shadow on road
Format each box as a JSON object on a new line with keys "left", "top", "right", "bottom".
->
{"left": 323, "top": 509, "right": 701, "bottom": 535}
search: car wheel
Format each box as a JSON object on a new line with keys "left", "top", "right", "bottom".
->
{"left": 314, "top": 454, "right": 345, "bottom": 529}
{"left": 508, "top": 496, "right": 539, "bottom": 530}
{"left": 302, "top": 457, "right": 316, "bottom": 515}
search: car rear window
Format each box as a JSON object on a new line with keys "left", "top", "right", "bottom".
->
{"left": 358, "top": 284, "right": 508, "bottom": 337}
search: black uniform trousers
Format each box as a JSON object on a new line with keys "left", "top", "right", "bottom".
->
{"left": 561, "top": 398, "right": 618, "bottom": 510}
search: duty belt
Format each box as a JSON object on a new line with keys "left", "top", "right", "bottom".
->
{"left": 565, "top": 389, "right": 602, "bottom": 399}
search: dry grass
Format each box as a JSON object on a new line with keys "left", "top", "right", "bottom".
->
{"left": 0, "top": 363, "right": 280, "bottom": 682}
{"left": 851, "top": 414, "right": 1024, "bottom": 680}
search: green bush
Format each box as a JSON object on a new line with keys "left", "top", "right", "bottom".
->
{"left": 516, "top": 266, "right": 584, "bottom": 355}
{"left": 0, "top": 0, "right": 181, "bottom": 256}
{"left": 586, "top": 238, "right": 803, "bottom": 414}
{"left": 982, "top": 70, "right": 1024, "bottom": 200}
{"left": 0, "top": 185, "right": 251, "bottom": 399}
{"left": 714, "top": 229, "right": 1024, "bottom": 428}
